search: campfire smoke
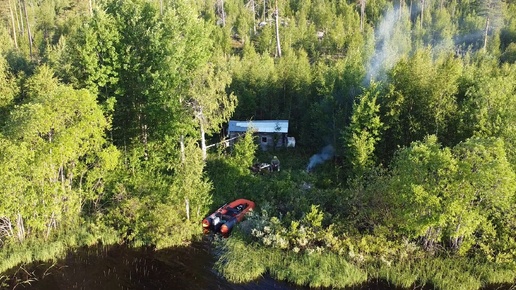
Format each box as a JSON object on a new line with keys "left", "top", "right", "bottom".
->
{"left": 306, "top": 145, "right": 335, "bottom": 172}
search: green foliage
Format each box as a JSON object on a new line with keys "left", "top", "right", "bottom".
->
{"left": 229, "top": 130, "right": 258, "bottom": 175}
{"left": 380, "top": 50, "right": 462, "bottom": 161}
{"left": 1, "top": 1, "right": 516, "bottom": 289}
{"left": 0, "top": 65, "right": 115, "bottom": 243}
{"left": 379, "top": 135, "right": 516, "bottom": 255}
{"left": 0, "top": 56, "right": 17, "bottom": 112}
{"left": 500, "top": 42, "right": 516, "bottom": 63}
{"left": 215, "top": 237, "right": 367, "bottom": 288}
{"left": 343, "top": 83, "right": 383, "bottom": 177}
{"left": 457, "top": 57, "right": 516, "bottom": 168}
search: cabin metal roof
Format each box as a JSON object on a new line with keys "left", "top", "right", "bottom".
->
{"left": 228, "top": 120, "right": 289, "bottom": 133}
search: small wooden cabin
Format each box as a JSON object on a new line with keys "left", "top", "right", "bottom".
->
{"left": 227, "top": 120, "right": 294, "bottom": 151}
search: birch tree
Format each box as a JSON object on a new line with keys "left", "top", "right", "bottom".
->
{"left": 1, "top": 65, "right": 116, "bottom": 242}
{"left": 186, "top": 56, "right": 237, "bottom": 160}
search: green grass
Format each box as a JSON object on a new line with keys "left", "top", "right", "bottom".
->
{"left": 215, "top": 237, "right": 367, "bottom": 288}
{"left": 367, "top": 255, "right": 516, "bottom": 290}
{"left": 0, "top": 224, "right": 123, "bottom": 276}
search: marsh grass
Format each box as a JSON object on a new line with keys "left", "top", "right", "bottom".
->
{"left": 214, "top": 238, "right": 267, "bottom": 283}
{"left": 0, "top": 225, "right": 122, "bottom": 277}
{"left": 271, "top": 251, "right": 367, "bottom": 288}
{"left": 369, "top": 255, "right": 516, "bottom": 290}
{"left": 216, "top": 237, "right": 367, "bottom": 288}
{"left": 217, "top": 233, "right": 516, "bottom": 290}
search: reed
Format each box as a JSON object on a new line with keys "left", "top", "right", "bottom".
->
{"left": 368, "top": 255, "right": 516, "bottom": 290}
{"left": 216, "top": 237, "right": 367, "bottom": 288}
{"left": 214, "top": 238, "right": 267, "bottom": 283}
{"left": 0, "top": 244, "right": 32, "bottom": 274}
{"left": 0, "top": 225, "right": 123, "bottom": 277}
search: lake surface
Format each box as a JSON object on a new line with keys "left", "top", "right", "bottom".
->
{"left": 9, "top": 238, "right": 314, "bottom": 290}
{"left": 7, "top": 238, "right": 513, "bottom": 290}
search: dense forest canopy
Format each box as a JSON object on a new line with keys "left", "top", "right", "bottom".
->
{"left": 0, "top": 0, "right": 516, "bottom": 288}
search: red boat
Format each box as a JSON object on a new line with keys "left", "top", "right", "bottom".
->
{"left": 202, "top": 199, "right": 256, "bottom": 236}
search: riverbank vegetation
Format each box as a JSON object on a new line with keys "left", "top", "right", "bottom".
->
{"left": 0, "top": 0, "right": 516, "bottom": 289}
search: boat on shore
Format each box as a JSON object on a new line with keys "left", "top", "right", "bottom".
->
{"left": 202, "top": 199, "right": 256, "bottom": 236}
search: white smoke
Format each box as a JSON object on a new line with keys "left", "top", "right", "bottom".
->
{"left": 306, "top": 145, "right": 335, "bottom": 172}
{"left": 364, "top": 7, "right": 412, "bottom": 85}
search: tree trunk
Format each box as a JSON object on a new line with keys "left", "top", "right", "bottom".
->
{"left": 21, "top": 0, "right": 33, "bottom": 58}
{"left": 399, "top": 0, "right": 404, "bottom": 20}
{"left": 201, "top": 125, "right": 207, "bottom": 161}
{"left": 9, "top": 0, "right": 18, "bottom": 48}
{"left": 17, "top": 0, "right": 24, "bottom": 35}
{"left": 16, "top": 212, "right": 25, "bottom": 242}
{"left": 0, "top": 217, "right": 14, "bottom": 239}
{"left": 220, "top": 0, "right": 226, "bottom": 27}
{"left": 251, "top": 0, "right": 256, "bottom": 33}
{"left": 419, "top": 0, "right": 425, "bottom": 29}
{"left": 197, "top": 110, "right": 207, "bottom": 161}
{"left": 138, "top": 104, "right": 148, "bottom": 160}
{"left": 180, "top": 135, "right": 185, "bottom": 163}
{"left": 185, "top": 198, "right": 190, "bottom": 221}
{"left": 360, "top": 0, "right": 366, "bottom": 32}
{"left": 451, "top": 223, "right": 462, "bottom": 251}
{"left": 274, "top": 0, "right": 281, "bottom": 57}
{"left": 263, "top": 0, "right": 266, "bottom": 22}
{"left": 483, "top": 16, "right": 490, "bottom": 51}
{"left": 409, "top": 0, "right": 413, "bottom": 23}
{"left": 60, "top": 164, "right": 65, "bottom": 191}
{"left": 45, "top": 212, "right": 56, "bottom": 240}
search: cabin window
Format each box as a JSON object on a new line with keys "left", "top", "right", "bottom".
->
{"left": 261, "top": 136, "right": 267, "bottom": 143}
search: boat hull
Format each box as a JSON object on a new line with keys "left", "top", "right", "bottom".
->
{"left": 202, "top": 198, "right": 255, "bottom": 236}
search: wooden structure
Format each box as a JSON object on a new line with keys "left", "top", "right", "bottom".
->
{"left": 227, "top": 120, "right": 292, "bottom": 151}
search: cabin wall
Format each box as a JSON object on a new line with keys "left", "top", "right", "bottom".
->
{"left": 229, "top": 132, "right": 287, "bottom": 151}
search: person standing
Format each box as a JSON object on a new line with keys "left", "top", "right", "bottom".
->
{"left": 271, "top": 156, "right": 280, "bottom": 172}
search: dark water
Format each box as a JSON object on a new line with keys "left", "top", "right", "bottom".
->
{"left": 5, "top": 239, "right": 514, "bottom": 290}
{"left": 6, "top": 239, "right": 312, "bottom": 290}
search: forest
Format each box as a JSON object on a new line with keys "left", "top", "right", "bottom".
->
{"left": 0, "top": 0, "right": 515, "bottom": 289}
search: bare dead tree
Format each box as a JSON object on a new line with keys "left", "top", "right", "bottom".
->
{"left": 420, "top": 0, "right": 425, "bottom": 29}
{"left": 217, "top": 0, "right": 226, "bottom": 27}
{"left": 17, "top": 0, "right": 24, "bottom": 35}
{"left": 8, "top": 0, "right": 18, "bottom": 48}
{"left": 21, "top": 0, "right": 33, "bottom": 58}
{"left": 360, "top": 0, "right": 366, "bottom": 32}
{"left": 274, "top": 0, "right": 281, "bottom": 57}
{"left": 246, "top": 0, "right": 257, "bottom": 34}
{"left": 483, "top": 16, "right": 490, "bottom": 51}
{"left": 399, "top": 0, "right": 404, "bottom": 20}
{"left": 16, "top": 212, "right": 25, "bottom": 242}
{"left": 0, "top": 217, "right": 14, "bottom": 241}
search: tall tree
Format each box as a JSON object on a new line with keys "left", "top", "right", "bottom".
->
{"left": 457, "top": 57, "right": 516, "bottom": 168}
{"left": 343, "top": 84, "right": 383, "bottom": 178}
{"left": 0, "top": 56, "right": 17, "bottom": 114}
{"left": 383, "top": 135, "right": 516, "bottom": 254}
{"left": 185, "top": 55, "right": 237, "bottom": 160}
{"left": 479, "top": 0, "right": 504, "bottom": 51}
{"left": 67, "top": 0, "right": 212, "bottom": 150}
{"left": 1, "top": 66, "right": 116, "bottom": 242}
{"left": 274, "top": 0, "right": 281, "bottom": 57}
{"left": 379, "top": 50, "right": 461, "bottom": 161}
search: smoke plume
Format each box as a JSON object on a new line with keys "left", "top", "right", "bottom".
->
{"left": 364, "top": 7, "right": 412, "bottom": 85}
{"left": 306, "top": 145, "right": 335, "bottom": 172}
